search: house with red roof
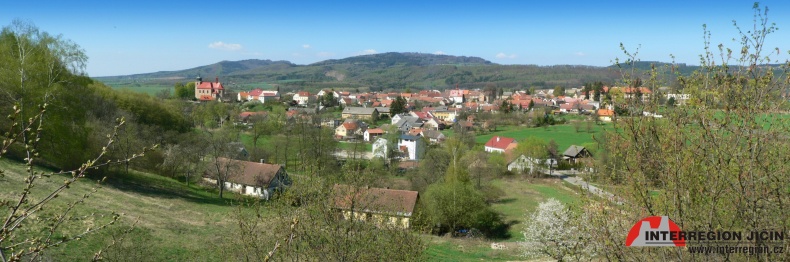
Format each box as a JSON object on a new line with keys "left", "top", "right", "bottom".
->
{"left": 194, "top": 76, "right": 226, "bottom": 101}
{"left": 484, "top": 136, "right": 517, "bottom": 153}
{"left": 293, "top": 91, "right": 312, "bottom": 106}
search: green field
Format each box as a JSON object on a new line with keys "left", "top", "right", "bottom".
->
{"left": 445, "top": 122, "right": 609, "bottom": 151}
{"left": 102, "top": 81, "right": 172, "bottom": 96}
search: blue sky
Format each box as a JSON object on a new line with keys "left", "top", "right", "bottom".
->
{"left": 3, "top": 1, "right": 790, "bottom": 76}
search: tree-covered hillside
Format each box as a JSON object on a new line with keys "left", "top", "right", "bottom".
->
{"left": 95, "top": 52, "right": 644, "bottom": 93}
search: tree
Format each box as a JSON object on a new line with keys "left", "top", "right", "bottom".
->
{"left": 0, "top": 107, "right": 151, "bottom": 260}
{"left": 588, "top": 5, "right": 790, "bottom": 261}
{"left": 390, "top": 95, "right": 407, "bottom": 115}
{"left": 229, "top": 174, "right": 425, "bottom": 261}
{"left": 205, "top": 129, "right": 239, "bottom": 199}
{"left": 409, "top": 148, "right": 450, "bottom": 193}
{"left": 174, "top": 82, "right": 195, "bottom": 99}
{"left": 552, "top": 86, "right": 565, "bottom": 97}
{"left": 546, "top": 139, "right": 559, "bottom": 160}
{"left": 520, "top": 199, "right": 593, "bottom": 261}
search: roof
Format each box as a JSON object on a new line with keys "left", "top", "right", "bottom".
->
{"left": 332, "top": 184, "right": 419, "bottom": 217}
{"left": 342, "top": 122, "right": 358, "bottom": 130}
{"left": 563, "top": 145, "right": 588, "bottom": 158}
{"left": 366, "top": 128, "right": 384, "bottom": 134}
{"left": 343, "top": 107, "right": 378, "bottom": 115}
{"left": 399, "top": 134, "right": 421, "bottom": 140}
{"left": 597, "top": 109, "right": 615, "bottom": 117}
{"left": 296, "top": 91, "right": 311, "bottom": 97}
{"left": 484, "top": 136, "right": 516, "bottom": 150}
{"left": 207, "top": 158, "right": 284, "bottom": 186}
{"left": 196, "top": 78, "right": 224, "bottom": 90}
{"left": 239, "top": 111, "right": 268, "bottom": 119}
{"left": 421, "top": 130, "right": 444, "bottom": 140}
{"left": 249, "top": 88, "right": 263, "bottom": 96}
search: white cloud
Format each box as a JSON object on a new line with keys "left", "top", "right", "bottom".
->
{"left": 360, "top": 49, "right": 378, "bottom": 55}
{"left": 434, "top": 51, "right": 445, "bottom": 55}
{"left": 575, "top": 52, "right": 586, "bottom": 56}
{"left": 302, "top": 44, "right": 311, "bottom": 49}
{"left": 316, "top": 51, "right": 335, "bottom": 58}
{"left": 208, "top": 41, "right": 243, "bottom": 51}
{"left": 495, "top": 52, "right": 517, "bottom": 59}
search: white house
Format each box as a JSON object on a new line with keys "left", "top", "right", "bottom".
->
{"left": 364, "top": 128, "right": 385, "bottom": 142}
{"left": 391, "top": 113, "right": 409, "bottom": 125}
{"left": 398, "top": 135, "right": 425, "bottom": 160}
{"left": 507, "top": 155, "right": 541, "bottom": 173}
{"left": 484, "top": 136, "right": 516, "bottom": 153}
{"left": 202, "top": 158, "right": 291, "bottom": 200}
{"left": 372, "top": 138, "right": 388, "bottom": 159}
{"left": 293, "top": 91, "right": 312, "bottom": 106}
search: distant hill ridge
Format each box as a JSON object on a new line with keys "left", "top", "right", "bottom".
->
{"left": 95, "top": 53, "right": 698, "bottom": 91}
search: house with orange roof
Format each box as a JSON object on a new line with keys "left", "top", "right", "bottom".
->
{"left": 363, "top": 128, "right": 385, "bottom": 142}
{"left": 335, "top": 121, "right": 362, "bottom": 139}
{"left": 597, "top": 109, "right": 615, "bottom": 122}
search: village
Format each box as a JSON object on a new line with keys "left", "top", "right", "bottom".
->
{"left": 192, "top": 75, "right": 687, "bottom": 230}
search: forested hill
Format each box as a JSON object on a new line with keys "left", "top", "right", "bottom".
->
{"left": 95, "top": 53, "right": 688, "bottom": 92}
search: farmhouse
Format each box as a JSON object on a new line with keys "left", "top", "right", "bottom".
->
{"left": 293, "top": 91, "right": 312, "bottom": 106}
{"left": 342, "top": 107, "right": 379, "bottom": 120}
{"left": 597, "top": 109, "right": 614, "bottom": 122}
{"left": 332, "top": 184, "right": 419, "bottom": 229}
{"left": 484, "top": 136, "right": 517, "bottom": 153}
{"left": 203, "top": 158, "right": 291, "bottom": 200}
{"left": 563, "top": 145, "right": 592, "bottom": 164}
{"left": 507, "top": 154, "right": 541, "bottom": 173}
{"left": 364, "top": 128, "right": 385, "bottom": 142}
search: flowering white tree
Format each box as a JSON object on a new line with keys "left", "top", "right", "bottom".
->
{"left": 520, "top": 198, "right": 593, "bottom": 261}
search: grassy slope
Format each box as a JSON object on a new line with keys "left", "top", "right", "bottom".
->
{"left": 424, "top": 177, "right": 582, "bottom": 261}
{"left": 0, "top": 159, "right": 240, "bottom": 261}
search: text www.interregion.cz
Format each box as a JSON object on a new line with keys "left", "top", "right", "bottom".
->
{"left": 687, "top": 245, "right": 784, "bottom": 255}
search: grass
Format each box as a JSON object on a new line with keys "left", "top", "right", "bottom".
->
{"left": 104, "top": 82, "right": 171, "bottom": 96}
{"left": 0, "top": 158, "right": 243, "bottom": 261}
{"left": 488, "top": 178, "right": 581, "bottom": 242}
{"left": 337, "top": 141, "right": 373, "bottom": 152}
{"left": 421, "top": 177, "right": 583, "bottom": 261}
{"left": 475, "top": 124, "right": 607, "bottom": 150}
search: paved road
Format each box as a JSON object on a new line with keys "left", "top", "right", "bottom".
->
{"left": 543, "top": 170, "right": 624, "bottom": 205}
{"left": 334, "top": 150, "right": 373, "bottom": 160}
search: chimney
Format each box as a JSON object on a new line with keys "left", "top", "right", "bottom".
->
{"left": 260, "top": 159, "right": 265, "bottom": 164}
{"left": 215, "top": 77, "right": 219, "bottom": 83}
{"left": 496, "top": 136, "right": 500, "bottom": 142}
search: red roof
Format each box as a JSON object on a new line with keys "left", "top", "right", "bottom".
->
{"left": 342, "top": 122, "right": 358, "bottom": 130}
{"left": 249, "top": 88, "right": 263, "bottom": 96}
{"left": 484, "top": 136, "right": 516, "bottom": 150}
{"left": 297, "top": 91, "right": 310, "bottom": 96}
{"left": 196, "top": 78, "right": 224, "bottom": 90}
{"left": 598, "top": 109, "right": 615, "bottom": 116}
{"left": 366, "top": 128, "right": 384, "bottom": 134}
